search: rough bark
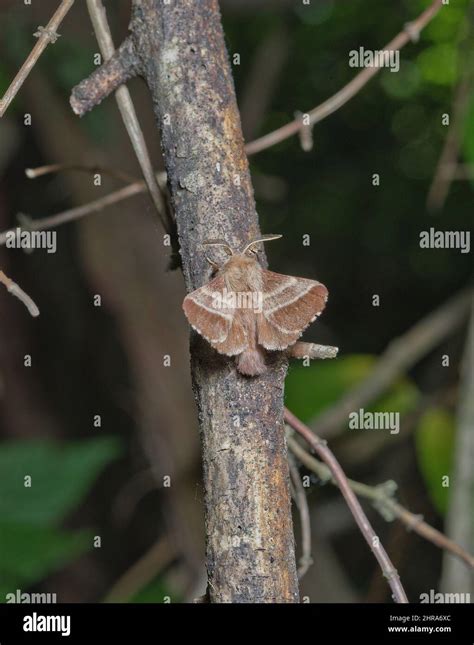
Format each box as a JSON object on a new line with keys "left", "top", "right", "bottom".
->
{"left": 72, "top": 0, "right": 299, "bottom": 602}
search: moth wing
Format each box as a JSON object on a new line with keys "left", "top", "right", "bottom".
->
{"left": 212, "top": 312, "right": 248, "bottom": 357}
{"left": 258, "top": 269, "right": 328, "bottom": 351}
{"left": 182, "top": 274, "right": 248, "bottom": 356}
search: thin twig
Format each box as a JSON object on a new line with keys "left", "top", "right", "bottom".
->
{"left": 288, "top": 435, "right": 474, "bottom": 570}
{"left": 25, "top": 163, "right": 137, "bottom": 184}
{"left": 312, "top": 289, "right": 472, "bottom": 440}
{"left": 427, "top": 4, "right": 474, "bottom": 211}
{"left": 103, "top": 537, "right": 175, "bottom": 603}
{"left": 0, "top": 182, "right": 145, "bottom": 246}
{"left": 0, "top": 269, "right": 39, "bottom": 317}
{"left": 0, "top": 168, "right": 167, "bottom": 246}
{"left": 288, "top": 341, "right": 338, "bottom": 360}
{"left": 84, "top": 0, "right": 170, "bottom": 233}
{"left": 284, "top": 408, "right": 408, "bottom": 603}
{"left": 244, "top": 0, "right": 444, "bottom": 156}
{"left": 0, "top": 0, "right": 75, "bottom": 117}
{"left": 427, "top": 80, "right": 473, "bottom": 211}
{"left": 288, "top": 454, "right": 313, "bottom": 579}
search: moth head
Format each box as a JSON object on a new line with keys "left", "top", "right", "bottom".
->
{"left": 241, "top": 234, "right": 282, "bottom": 257}
{"left": 202, "top": 239, "right": 235, "bottom": 272}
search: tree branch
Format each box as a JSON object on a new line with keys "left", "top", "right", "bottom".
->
{"left": 244, "top": 0, "right": 444, "bottom": 156}
{"left": 25, "top": 162, "right": 137, "bottom": 183}
{"left": 70, "top": 0, "right": 299, "bottom": 603}
{"left": 288, "top": 435, "right": 474, "bottom": 571}
{"left": 284, "top": 408, "right": 408, "bottom": 603}
{"left": 0, "top": 269, "right": 39, "bottom": 317}
{"left": 288, "top": 341, "right": 338, "bottom": 360}
{"left": 0, "top": 0, "right": 75, "bottom": 117}
{"left": 0, "top": 165, "right": 168, "bottom": 246}
{"left": 103, "top": 538, "right": 175, "bottom": 603}
{"left": 84, "top": 0, "right": 171, "bottom": 233}
{"left": 70, "top": 36, "right": 140, "bottom": 116}
{"left": 0, "top": 181, "right": 146, "bottom": 246}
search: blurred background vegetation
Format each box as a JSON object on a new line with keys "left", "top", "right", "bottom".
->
{"left": 0, "top": 0, "right": 472, "bottom": 603}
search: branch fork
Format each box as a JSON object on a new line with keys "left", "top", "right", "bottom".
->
{"left": 70, "top": 36, "right": 140, "bottom": 116}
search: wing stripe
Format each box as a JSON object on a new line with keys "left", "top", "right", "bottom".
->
{"left": 262, "top": 276, "right": 296, "bottom": 300}
{"left": 264, "top": 282, "right": 315, "bottom": 314}
{"left": 187, "top": 296, "right": 233, "bottom": 322}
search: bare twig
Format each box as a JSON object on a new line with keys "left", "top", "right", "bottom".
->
{"left": 244, "top": 0, "right": 444, "bottom": 156}
{"left": 284, "top": 408, "right": 408, "bottom": 603}
{"left": 103, "top": 538, "right": 175, "bottom": 603}
{"left": 239, "top": 23, "right": 289, "bottom": 140}
{"left": 0, "top": 168, "right": 168, "bottom": 247}
{"left": 427, "top": 5, "right": 474, "bottom": 211}
{"left": 312, "top": 289, "right": 472, "bottom": 440}
{"left": 288, "top": 341, "right": 338, "bottom": 360}
{"left": 288, "top": 454, "right": 313, "bottom": 579}
{"left": 25, "top": 162, "right": 137, "bottom": 184}
{"left": 427, "top": 79, "right": 473, "bottom": 211}
{"left": 70, "top": 36, "right": 139, "bottom": 116}
{"left": 84, "top": 0, "right": 170, "bottom": 233}
{"left": 0, "top": 181, "right": 146, "bottom": 247}
{"left": 288, "top": 435, "right": 474, "bottom": 570}
{"left": 0, "top": 269, "right": 39, "bottom": 317}
{"left": 0, "top": 0, "right": 75, "bottom": 117}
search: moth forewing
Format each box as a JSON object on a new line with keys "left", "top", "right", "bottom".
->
{"left": 182, "top": 274, "right": 233, "bottom": 346}
{"left": 258, "top": 270, "right": 328, "bottom": 350}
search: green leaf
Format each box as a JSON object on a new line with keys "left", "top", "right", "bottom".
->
{"left": 416, "top": 44, "right": 458, "bottom": 87}
{"left": 0, "top": 437, "right": 121, "bottom": 525}
{"left": 0, "top": 523, "right": 90, "bottom": 600}
{"left": 415, "top": 407, "right": 456, "bottom": 515}
{"left": 285, "top": 354, "right": 419, "bottom": 424}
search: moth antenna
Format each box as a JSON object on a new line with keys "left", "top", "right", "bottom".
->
{"left": 241, "top": 234, "right": 282, "bottom": 255}
{"left": 205, "top": 255, "right": 220, "bottom": 271}
{"left": 202, "top": 239, "right": 234, "bottom": 256}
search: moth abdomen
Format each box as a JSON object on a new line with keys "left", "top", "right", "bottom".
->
{"left": 236, "top": 347, "right": 266, "bottom": 377}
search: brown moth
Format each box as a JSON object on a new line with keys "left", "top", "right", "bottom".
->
{"left": 182, "top": 234, "right": 328, "bottom": 376}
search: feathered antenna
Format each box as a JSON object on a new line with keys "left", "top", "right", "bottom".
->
{"left": 241, "top": 234, "right": 282, "bottom": 255}
{"left": 202, "top": 239, "right": 234, "bottom": 256}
